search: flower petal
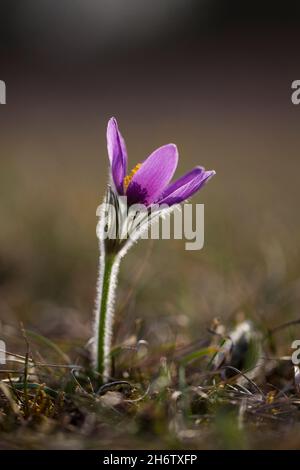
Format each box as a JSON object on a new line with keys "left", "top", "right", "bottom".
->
{"left": 107, "top": 117, "right": 128, "bottom": 195}
{"left": 156, "top": 167, "right": 216, "bottom": 206}
{"left": 126, "top": 144, "right": 178, "bottom": 205}
{"left": 158, "top": 166, "right": 205, "bottom": 199}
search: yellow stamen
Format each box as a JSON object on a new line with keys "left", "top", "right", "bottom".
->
{"left": 123, "top": 163, "right": 142, "bottom": 191}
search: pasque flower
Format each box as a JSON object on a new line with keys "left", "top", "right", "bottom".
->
{"left": 107, "top": 117, "right": 215, "bottom": 208}
{"left": 93, "top": 117, "right": 215, "bottom": 382}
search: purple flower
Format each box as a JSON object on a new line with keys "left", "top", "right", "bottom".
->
{"left": 107, "top": 117, "right": 215, "bottom": 207}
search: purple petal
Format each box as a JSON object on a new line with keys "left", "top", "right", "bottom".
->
{"left": 158, "top": 166, "right": 205, "bottom": 200}
{"left": 107, "top": 117, "right": 128, "bottom": 195}
{"left": 156, "top": 167, "right": 216, "bottom": 206}
{"left": 126, "top": 144, "right": 178, "bottom": 206}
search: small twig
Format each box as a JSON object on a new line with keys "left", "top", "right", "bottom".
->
{"left": 267, "top": 318, "right": 300, "bottom": 335}
{"left": 222, "top": 365, "right": 265, "bottom": 398}
{"left": 97, "top": 380, "right": 132, "bottom": 395}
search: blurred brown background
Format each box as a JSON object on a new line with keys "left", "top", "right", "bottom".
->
{"left": 1, "top": 1, "right": 300, "bottom": 353}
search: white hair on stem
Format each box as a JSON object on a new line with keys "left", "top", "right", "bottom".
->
{"left": 93, "top": 187, "right": 180, "bottom": 382}
{"left": 93, "top": 195, "right": 106, "bottom": 371}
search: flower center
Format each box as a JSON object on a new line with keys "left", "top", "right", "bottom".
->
{"left": 123, "top": 163, "right": 142, "bottom": 191}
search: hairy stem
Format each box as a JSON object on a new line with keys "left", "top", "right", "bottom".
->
{"left": 94, "top": 250, "right": 120, "bottom": 382}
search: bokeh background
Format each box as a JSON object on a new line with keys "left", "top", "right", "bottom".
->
{"left": 1, "top": 1, "right": 300, "bottom": 370}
